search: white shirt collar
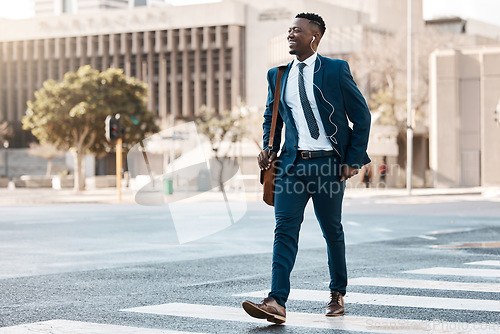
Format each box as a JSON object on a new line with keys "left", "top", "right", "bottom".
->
{"left": 292, "top": 52, "right": 317, "bottom": 69}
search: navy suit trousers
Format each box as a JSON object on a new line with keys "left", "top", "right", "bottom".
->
{"left": 268, "top": 155, "right": 347, "bottom": 307}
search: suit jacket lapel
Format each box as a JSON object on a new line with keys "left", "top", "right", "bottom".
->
{"left": 279, "top": 62, "right": 293, "bottom": 119}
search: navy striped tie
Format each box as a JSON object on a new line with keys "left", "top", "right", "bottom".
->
{"left": 298, "top": 62, "right": 320, "bottom": 139}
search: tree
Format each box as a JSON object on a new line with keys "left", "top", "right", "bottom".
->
{"left": 0, "top": 121, "right": 12, "bottom": 143}
{"left": 349, "top": 30, "right": 409, "bottom": 135}
{"left": 27, "top": 143, "right": 64, "bottom": 177}
{"left": 349, "top": 28, "right": 456, "bottom": 163}
{"left": 23, "top": 66, "right": 159, "bottom": 191}
{"left": 195, "top": 105, "right": 245, "bottom": 203}
{"left": 240, "top": 104, "right": 264, "bottom": 150}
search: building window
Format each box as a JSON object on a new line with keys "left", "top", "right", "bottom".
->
{"left": 62, "top": 0, "right": 74, "bottom": 13}
{"left": 213, "top": 49, "right": 219, "bottom": 73}
{"left": 133, "top": 0, "right": 148, "bottom": 7}
{"left": 130, "top": 55, "right": 137, "bottom": 77}
{"left": 201, "top": 80, "right": 206, "bottom": 106}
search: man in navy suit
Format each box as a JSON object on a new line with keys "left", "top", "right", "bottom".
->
{"left": 242, "top": 13, "right": 371, "bottom": 324}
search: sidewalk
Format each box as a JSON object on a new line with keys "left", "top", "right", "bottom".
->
{"left": 0, "top": 187, "right": 135, "bottom": 206}
{"left": 0, "top": 185, "right": 498, "bottom": 206}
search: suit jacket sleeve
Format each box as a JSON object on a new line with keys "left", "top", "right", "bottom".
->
{"left": 262, "top": 68, "right": 284, "bottom": 153}
{"left": 340, "top": 61, "right": 371, "bottom": 168}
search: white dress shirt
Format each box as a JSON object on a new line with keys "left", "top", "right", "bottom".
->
{"left": 284, "top": 53, "right": 333, "bottom": 151}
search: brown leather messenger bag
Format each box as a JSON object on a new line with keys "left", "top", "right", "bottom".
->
{"left": 260, "top": 66, "right": 286, "bottom": 206}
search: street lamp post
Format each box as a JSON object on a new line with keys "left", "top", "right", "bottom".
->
{"left": 406, "top": 0, "right": 414, "bottom": 195}
{"left": 3, "top": 140, "right": 9, "bottom": 179}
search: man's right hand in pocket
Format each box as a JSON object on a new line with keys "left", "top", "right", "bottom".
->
{"left": 258, "top": 150, "right": 277, "bottom": 170}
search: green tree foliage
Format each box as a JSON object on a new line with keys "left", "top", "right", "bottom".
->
{"left": 22, "top": 66, "right": 159, "bottom": 191}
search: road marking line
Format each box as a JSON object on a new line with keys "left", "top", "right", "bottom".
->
{"left": 430, "top": 228, "right": 472, "bottom": 235}
{"left": 0, "top": 319, "right": 204, "bottom": 334}
{"left": 417, "top": 235, "right": 437, "bottom": 240}
{"left": 349, "top": 277, "right": 500, "bottom": 293}
{"left": 236, "top": 289, "right": 500, "bottom": 312}
{"left": 15, "top": 219, "right": 75, "bottom": 225}
{"left": 404, "top": 267, "right": 500, "bottom": 278}
{"left": 465, "top": 261, "right": 500, "bottom": 267}
{"left": 122, "top": 302, "right": 500, "bottom": 334}
{"left": 374, "top": 227, "right": 392, "bottom": 232}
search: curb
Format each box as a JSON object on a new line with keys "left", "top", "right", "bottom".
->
{"left": 0, "top": 186, "right": 498, "bottom": 206}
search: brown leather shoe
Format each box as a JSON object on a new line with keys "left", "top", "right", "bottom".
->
{"left": 242, "top": 297, "right": 286, "bottom": 324}
{"left": 325, "top": 291, "right": 345, "bottom": 316}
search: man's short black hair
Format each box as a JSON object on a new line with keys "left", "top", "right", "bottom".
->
{"left": 295, "top": 12, "right": 326, "bottom": 36}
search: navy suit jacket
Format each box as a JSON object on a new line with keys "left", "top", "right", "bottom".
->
{"left": 263, "top": 54, "right": 371, "bottom": 179}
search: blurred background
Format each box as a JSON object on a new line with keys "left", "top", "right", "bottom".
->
{"left": 0, "top": 0, "right": 499, "bottom": 193}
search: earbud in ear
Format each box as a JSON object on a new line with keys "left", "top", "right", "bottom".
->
{"left": 312, "top": 36, "right": 316, "bottom": 42}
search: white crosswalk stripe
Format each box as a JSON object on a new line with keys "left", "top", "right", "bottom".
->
{"left": 4, "top": 261, "right": 500, "bottom": 333}
{"left": 0, "top": 320, "right": 205, "bottom": 334}
{"left": 465, "top": 260, "right": 500, "bottom": 267}
{"left": 349, "top": 277, "right": 500, "bottom": 293}
{"left": 122, "top": 302, "right": 500, "bottom": 334}
{"left": 236, "top": 289, "right": 500, "bottom": 312}
{"left": 417, "top": 235, "right": 437, "bottom": 240}
{"left": 404, "top": 267, "right": 500, "bottom": 277}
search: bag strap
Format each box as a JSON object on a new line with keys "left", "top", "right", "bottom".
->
{"left": 268, "top": 66, "right": 286, "bottom": 151}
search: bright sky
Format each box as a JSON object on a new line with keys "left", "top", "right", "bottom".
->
{"left": 422, "top": 0, "right": 500, "bottom": 26}
{"left": 0, "top": 0, "right": 34, "bottom": 19}
{"left": 0, "top": 0, "right": 499, "bottom": 26}
{"left": 0, "top": 0, "right": 221, "bottom": 19}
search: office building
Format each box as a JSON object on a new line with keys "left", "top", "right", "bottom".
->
{"left": 1, "top": 0, "right": 499, "bottom": 187}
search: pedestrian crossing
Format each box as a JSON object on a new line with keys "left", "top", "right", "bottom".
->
{"left": 122, "top": 302, "right": 498, "bottom": 334}
{"left": 404, "top": 267, "right": 500, "bottom": 277}
{"left": 0, "top": 320, "right": 205, "bottom": 334}
{"left": 238, "top": 289, "right": 500, "bottom": 312}
{"left": 237, "top": 289, "right": 500, "bottom": 312}
{"left": 465, "top": 260, "right": 500, "bottom": 266}
{"left": 2, "top": 261, "right": 500, "bottom": 333}
{"left": 349, "top": 277, "right": 500, "bottom": 293}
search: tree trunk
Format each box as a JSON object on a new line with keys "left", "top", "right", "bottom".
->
{"left": 46, "top": 158, "right": 53, "bottom": 177}
{"left": 216, "top": 157, "right": 225, "bottom": 193}
{"left": 215, "top": 157, "right": 234, "bottom": 225}
{"left": 73, "top": 150, "right": 86, "bottom": 192}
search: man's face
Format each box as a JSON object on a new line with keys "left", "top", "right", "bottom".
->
{"left": 287, "top": 18, "right": 316, "bottom": 57}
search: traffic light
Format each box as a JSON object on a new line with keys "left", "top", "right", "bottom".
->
{"left": 105, "top": 115, "right": 121, "bottom": 141}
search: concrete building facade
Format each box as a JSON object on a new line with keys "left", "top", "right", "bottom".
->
{"left": 0, "top": 0, "right": 435, "bottom": 188}
{"left": 430, "top": 47, "right": 500, "bottom": 187}
{"left": 1, "top": 1, "right": 246, "bottom": 146}
{"left": 2, "top": 0, "right": 498, "bottom": 187}
{"left": 1, "top": 0, "right": 425, "bottom": 147}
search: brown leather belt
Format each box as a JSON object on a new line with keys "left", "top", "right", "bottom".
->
{"left": 297, "top": 150, "right": 336, "bottom": 159}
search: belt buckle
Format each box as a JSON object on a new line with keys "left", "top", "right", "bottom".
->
{"left": 301, "top": 151, "right": 312, "bottom": 159}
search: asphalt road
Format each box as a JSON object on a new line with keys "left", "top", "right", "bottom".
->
{"left": 0, "top": 194, "right": 499, "bottom": 333}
